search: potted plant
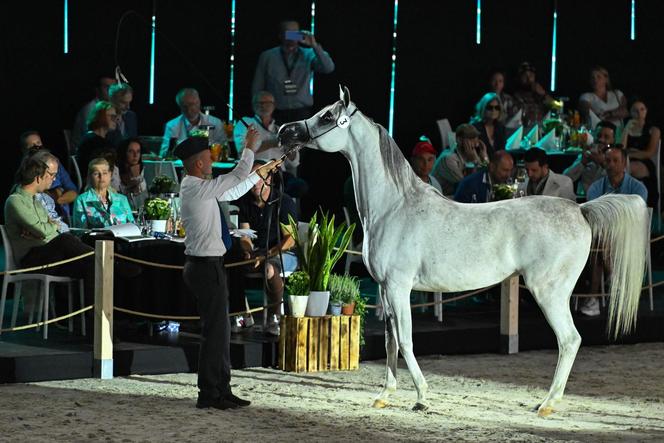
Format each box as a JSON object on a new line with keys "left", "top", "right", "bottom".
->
{"left": 286, "top": 212, "right": 354, "bottom": 317}
{"left": 285, "top": 271, "right": 310, "bottom": 318}
{"left": 144, "top": 197, "right": 171, "bottom": 233}
{"left": 329, "top": 274, "right": 358, "bottom": 316}
{"left": 149, "top": 175, "right": 177, "bottom": 195}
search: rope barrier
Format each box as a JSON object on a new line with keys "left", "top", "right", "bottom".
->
{"left": 114, "top": 301, "right": 284, "bottom": 321}
{"left": 114, "top": 253, "right": 270, "bottom": 270}
{"left": 518, "top": 280, "right": 664, "bottom": 298}
{"left": 0, "top": 251, "right": 94, "bottom": 276}
{"left": 0, "top": 305, "right": 93, "bottom": 332}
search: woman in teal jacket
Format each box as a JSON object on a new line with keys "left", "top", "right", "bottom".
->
{"left": 73, "top": 157, "right": 135, "bottom": 228}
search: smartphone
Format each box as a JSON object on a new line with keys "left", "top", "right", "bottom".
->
{"left": 284, "top": 30, "right": 305, "bottom": 42}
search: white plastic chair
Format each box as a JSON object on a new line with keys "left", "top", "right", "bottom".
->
{"left": 652, "top": 140, "right": 661, "bottom": 231}
{"left": 0, "top": 226, "right": 85, "bottom": 339}
{"left": 70, "top": 155, "right": 83, "bottom": 192}
{"left": 342, "top": 207, "right": 363, "bottom": 274}
{"left": 436, "top": 118, "right": 453, "bottom": 150}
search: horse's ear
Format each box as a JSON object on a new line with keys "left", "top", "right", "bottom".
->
{"left": 341, "top": 86, "right": 351, "bottom": 108}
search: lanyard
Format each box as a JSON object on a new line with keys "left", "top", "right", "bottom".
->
{"left": 280, "top": 48, "right": 300, "bottom": 78}
{"left": 253, "top": 116, "right": 275, "bottom": 133}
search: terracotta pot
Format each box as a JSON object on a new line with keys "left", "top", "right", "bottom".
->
{"left": 341, "top": 301, "right": 355, "bottom": 315}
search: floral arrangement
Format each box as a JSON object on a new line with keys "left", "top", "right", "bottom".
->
{"left": 286, "top": 271, "right": 310, "bottom": 296}
{"left": 144, "top": 197, "right": 171, "bottom": 220}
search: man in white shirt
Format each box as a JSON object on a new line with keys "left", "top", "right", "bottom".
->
{"left": 234, "top": 90, "right": 307, "bottom": 198}
{"left": 161, "top": 88, "right": 227, "bottom": 158}
{"left": 524, "top": 148, "right": 576, "bottom": 200}
{"left": 176, "top": 128, "right": 280, "bottom": 410}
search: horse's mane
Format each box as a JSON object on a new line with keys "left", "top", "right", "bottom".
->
{"left": 375, "top": 124, "right": 420, "bottom": 192}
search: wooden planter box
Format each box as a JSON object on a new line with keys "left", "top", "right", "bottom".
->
{"left": 279, "top": 315, "right": 360, "bottom": 372}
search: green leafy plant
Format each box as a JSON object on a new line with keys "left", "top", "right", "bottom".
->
{"left": 329, "top": 274, "right": 367, "bottom": 346}
{"left": 149, "top": 175, "right": 177, "bottom": 195}
{"left": 144, "top": 197, "right": 171, "bottom": 220}
{"left": 286, "top": 212, "right": 355, "bottom": 292}
{"left": 285, "top": 271, "right": 310, "bottom": 296}
{"left": 329, "top": 274, "right": 360, "bottom": 304}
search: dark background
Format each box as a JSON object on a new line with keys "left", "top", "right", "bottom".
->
{"left": 1, "top": 0, "right": 662, "bottom": 221}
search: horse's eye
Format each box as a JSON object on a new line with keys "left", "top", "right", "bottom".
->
{"left": 321, "top": 111, "right": 334, "bottom": 122}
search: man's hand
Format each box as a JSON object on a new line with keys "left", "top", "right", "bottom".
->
{"left": 301, "top": 31, "right": 318, "bottom": 48}
{"left": 255, "top": 159, "right": 284, "bottom": 180}
{"left": 244, "top": 126, "right": 262, "bottom": 152}
{"left": 532, "top": 82, "right": 546, "bottom": 97}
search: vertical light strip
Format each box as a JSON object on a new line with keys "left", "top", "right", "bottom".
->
{"left": 64, "top": 0, "right": 69, "bottom": 53}
{"left": 549, "top": 7, "right": 558, "bottom": 92}
{"left": 388, "top": 0, "right": 399, "bottom": 136}
{"left": 309, "top": 0, "right": 316, "bottom": 96}
{"left": 476, "top": 0, "right": 481, "bottom": 45}
{"left": 149, "top": 9, "right": 156, "bottom": 104}
{"left": 228, "top": 0, "right": 237, "bottom": 121}
{"left": 630, "top": 0, "right": 636, "bottom": 40}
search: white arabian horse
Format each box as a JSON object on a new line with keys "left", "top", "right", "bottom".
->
{"left": 278, "top": 87, "right": 648, "bottom": 416}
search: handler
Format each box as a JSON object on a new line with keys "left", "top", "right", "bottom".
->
{"left": 175, "top": 127, "right": 281, "bottom": 410}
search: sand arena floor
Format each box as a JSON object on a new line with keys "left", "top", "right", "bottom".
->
{"left": 1, "top": 342, "right": 663, "bottom": 442}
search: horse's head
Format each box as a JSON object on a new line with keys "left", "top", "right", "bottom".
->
{"left": 278, "top": 85, "right": 358, "bottom": 154}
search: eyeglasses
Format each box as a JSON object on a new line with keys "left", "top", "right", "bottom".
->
{"left": 45, "top": 170, "right": 57, "bottom": 178}
{"left": 255, "top": 101, "right": 275, "bottom": 105}
{"left": 486, "top": 105, "right": 501, "bottom": 111}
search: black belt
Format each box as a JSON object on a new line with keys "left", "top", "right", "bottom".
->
{"left": 186, "top": 256, "right": 224, "bottom": 263}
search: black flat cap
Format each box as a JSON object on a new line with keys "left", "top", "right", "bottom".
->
{"left": 174, "top": 136, "right": 209, "bottom": 160}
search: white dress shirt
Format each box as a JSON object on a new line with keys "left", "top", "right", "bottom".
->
{"left": 180, "top": 149, "right": 259, "bottom": 257}
{"left": 160, "top": 113, "right": 228, "bottom": 158}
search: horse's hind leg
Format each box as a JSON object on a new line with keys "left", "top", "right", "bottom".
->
{"left": 527, "top": 279, "right": 582, "bottom": 417}
{"left": 373, "top": 299, "right": 398, "bottom": 408}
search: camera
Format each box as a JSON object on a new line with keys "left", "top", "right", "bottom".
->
{"left": 284, "top": 30, "right": 305, "bottom": 42}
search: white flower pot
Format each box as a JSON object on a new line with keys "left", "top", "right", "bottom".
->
{"left": 306, "top": 290, "right": 330, "bottom": 317}
{"left": 150, "top": 219, "right": 168, "bottom": 233}
{"left": 289, "top": 295, "right": 309, "bottom": 318}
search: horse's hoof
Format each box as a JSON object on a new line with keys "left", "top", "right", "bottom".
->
{"left": 412, "top": 402, "right": 429, "bottom": 412}
{"left": 537, "top": 406, "right": 555, "bottom": 417}
{"left": 373, "top": 399, "right": 388, "bottom": 409}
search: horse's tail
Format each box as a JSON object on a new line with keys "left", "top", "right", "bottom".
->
{"left": 580, "top": 194, "right": 649, "bottom": 338}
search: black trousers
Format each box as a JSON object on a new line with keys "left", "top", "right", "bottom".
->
{"left": 21, "top": 233, "right": 95, "bottom": 305}
{"left": 183, "top": 256, "right": 231, "bottom": 400}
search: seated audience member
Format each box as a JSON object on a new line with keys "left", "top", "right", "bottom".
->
{"left": 582, "top": 146, "right": 647, "bottom": 316}
{"left": 621, "top": 98, "right": 661, "bottom": 208}
{"left": 578, "top": 66, "right": 628, "bottom": 130}
{"left": 71, "top": 75, "right": 116, "bottom": 152}
{"left": 77, "top": 101, "right": 118, "bottom": 180}
{"left": 106, "top": 83, "right": 138, "bottom": 147}
{"left": 513, "top": 62, "right": 553, "bottom": 130}
{"left": 4, "top": 151, "right": 96, "bottom": 304}
{"left": 160, "top": 88, "right": 227, "bottom": 158}
{"left": 117, "top": 137, "right": 147, "bottom": 208}
{"left": 72, "top": 158, "right": 135, "bottom": 229}
{"left": 234, "top": 91, "right": 307, "bottom": 198}
{"left": 489, "top": 70, "right": 517, "bottom": 124}
{"left": 564, "top": 121, "right": 614, "bottom": 195}
{"left": 471, "top": 92, "right": 506, "bottom": 155}
{"left": 19, "top": 131, "right": 78, "bottom": 218}
{"left": 410, "top": 140, "right": 442, "bottom": 193}
{"left": 233, "top": 161, "right": 297, "bottom": 336}
{"left": 432, "top": 124, "right": 489, "bottom": 196}
{"left": 454, "top": 150, "right": 514, "bottom": 203}
{"left": 524, "top": 148, "right": 576, "bottom": 200}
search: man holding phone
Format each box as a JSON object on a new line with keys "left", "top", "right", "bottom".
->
{"left": 252, "top": 20, "right": 335, "bottom": 123}
{"left": 564, "top": 120, "right": 616, "bottom": 195}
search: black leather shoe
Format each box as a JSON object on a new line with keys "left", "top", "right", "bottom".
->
{"left": 196, "top": 397, "right": 240, "bottom": 410}
{"left": 224, "top": 393, "right": 251, "bottom": 407}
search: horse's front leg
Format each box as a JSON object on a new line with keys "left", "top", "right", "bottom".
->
{"left": 373, "top": 302, "right": 398, "bottom": 408}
